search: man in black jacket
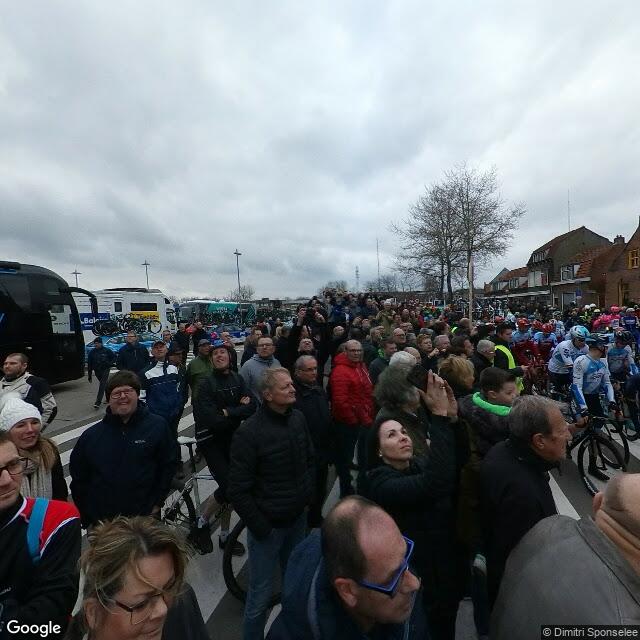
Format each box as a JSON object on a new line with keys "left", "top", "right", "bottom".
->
{"left": 115, "top": 331, "right": 150, "bottom": 373}
{"left": 192, "top": 340, "right": 256, "bottom": 554}
{"left": 190, "top": 321, "right": 209, "bottom": 356}
{"left": 470, "top": 339, "right": 495, "bottom": 388}
{"left": 480, "top": 395, "right": 571, "bottom": 609}
{"left": 368, "top": 338, "right": 397, "bottom": 385}
{"left": 69, "top": 370, "right": 177, "bottom": 528}
{"left": 0, "top": 433, "right": 81, "bottom": 639}
{"left": 86, "top": 337, "right": 116, "bottom": 409}
{"left": 228, "top": 367, "right": 314, "bottom": 640}
{"left": 172, "top": 323, "right": 191, "bottom": 365}
{"left": 293, "top": 355, "right": 332, "bottom": 528}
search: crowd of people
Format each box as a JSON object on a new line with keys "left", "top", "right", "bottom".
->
{"left": 1, "top": 289, "right": 640, "bottom": 639}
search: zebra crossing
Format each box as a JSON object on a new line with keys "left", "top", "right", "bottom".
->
{"left": 48, "top": 355, "right": 640, "bottom": 638}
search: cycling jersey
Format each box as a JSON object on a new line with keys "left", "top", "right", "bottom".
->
{"left": 622, "top": 315, "right": 639, "bottom": 333}
{"left": 512, "top": 329, "right": 531, "bottom": 344}
{"left": 554, "top": 320, "right": 566, "bottom": 340}
{"left": 571, "top": 354, "right": 614, "bottom": 411}
{"left": 533, "top": 332, "right": 557, "bottom": 361}
{"left": 548, "top": 339, "right": 588, "bottom": 374}
{"left": 607, "top": 345, "right": 637, "bottom": 376}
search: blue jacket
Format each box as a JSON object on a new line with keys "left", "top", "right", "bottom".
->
{"left": 69, "top": 403, "right": 177, "bottom": 527}
{"left": 267, "top": 530, "right": 426, "bottom": 640}
{"left": 139, "top": 359, "right": 183, "bottom": 420}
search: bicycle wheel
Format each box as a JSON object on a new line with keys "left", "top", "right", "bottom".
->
{"left": 148, "top": 319, "right": 162, "bottom": 333}
{"left": 162, "top": 487, "right": 196, "bottom": 536}
{"left": 599, "top": 420, "right": 630, "bottom": 467}
{"left": 222, "top": 519, "right": 281, "bottom": 607}
{"left": 577, "top": 434, "right": 626, "bottom": 497}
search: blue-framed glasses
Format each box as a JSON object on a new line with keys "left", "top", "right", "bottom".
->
{"left": 356, "top": 536, "right": 415, "bottom": 597}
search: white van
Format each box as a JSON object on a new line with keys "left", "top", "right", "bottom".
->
{"left": 73, "top": 288, "right": 176, "bottom": 345}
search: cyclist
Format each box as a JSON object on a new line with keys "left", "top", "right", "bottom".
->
{"left": 609, "top": 306, "right": 622, "bottom": 330}
{"left": 552, "top": 312, "right": 566, "bottom": 340}
{"left": 571, "top": 336, "right": 616, "bottom": 418}
{"left": 548, "top": 325, "right": 589, "bottom": 391}
{"left": 533, "top": 323, "right": 557, "bottom": 363}
{"left": 621, "top": 308, "right": 640, "bottom": 350}
{"left": 511, "top": 318, "right": 538, "bottom": 367}
{"left": 607, "top": 331, "right": 638, "bottom": 384}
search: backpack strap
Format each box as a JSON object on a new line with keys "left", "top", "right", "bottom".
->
{"left": 27, "top": 497, "right": 48, "bottom": 564}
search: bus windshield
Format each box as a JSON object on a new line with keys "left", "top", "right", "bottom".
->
{"left": 0, "top": 263, "right": 89, "bottom": 385}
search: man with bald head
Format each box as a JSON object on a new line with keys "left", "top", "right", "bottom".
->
{"left": 267, "top": 496, "right": 425, "bottom": 639}
{"left": 330, "top": 340, "right": 374, "bottom": 497}
{"left": 492, "top": 473, "right": 640, "bottom": 637}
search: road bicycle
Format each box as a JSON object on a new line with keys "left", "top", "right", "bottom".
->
{"left": 92, "top": 313, "right": 163, "bottom": 336}
{"left": 161, "top": 436, "right": 280, "bottom": 606}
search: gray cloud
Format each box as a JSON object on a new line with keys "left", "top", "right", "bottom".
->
{"left": 1, "top": 1, "right": 639, "bottom": 298}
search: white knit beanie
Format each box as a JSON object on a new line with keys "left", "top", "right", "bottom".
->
{"left": 0, "top": 395, "right": 42, "bottom": 432}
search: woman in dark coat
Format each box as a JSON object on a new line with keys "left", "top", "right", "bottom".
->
{"left": 362, "top": 371, "right": 462, "bottom": 640}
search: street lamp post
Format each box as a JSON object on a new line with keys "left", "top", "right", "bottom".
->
{"left": 142, "top": 260, "right": 150, "bottom": 289}
{"left": 71, "top": 268, "right": 81, "bottom": 287}
{"left": 234, "top": 249, "right": 242, "bottom": 325}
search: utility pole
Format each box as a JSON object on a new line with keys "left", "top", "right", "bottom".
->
{"left": 141, "top": 260, "right": 150, "bottom": 289}
{"left": 376, "top": 238, "right": 381, "bottom": 291}
{"left": 355, "top": 265, "right": 360, "bottom": 292}
{"left": 71, "top": 268, "right": 81, "bottom": 287}
{"left": 234, "top": 249, "right": 242, "bottom": 325}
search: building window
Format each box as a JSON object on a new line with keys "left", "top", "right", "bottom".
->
{"left": 629, "top": 249, "right": 640, "bottom": 269}
{"left": 509, "top": 278, "right": 519, "bottom": 289}
{"left": 621, "top": 283, "right": 630, "bottom": 304}
{"left": 561, "top": 265, "right": 575, "bottom": 281}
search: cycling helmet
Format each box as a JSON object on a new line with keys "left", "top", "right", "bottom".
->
{"left": 585, "top": 336, "right": 607, "bottom": 352}
{"left": 532, "top": 320, "right": 543, "bottom": 331}
{"left": 593, "top": 309, "right": 601, "bottom": 314}
{"left": 542, "top": 323, "right": 553, "bottom": 334}
{"left": 616, "top": 330, "right": 633, "bottom": 344}
{"left": 516, "top": 318, "right": 529, "bottom": 330}
{"left": 569, "top": 325, "right": 590, "bottom": 341}
{"left": 611, "top": 305, "right": 621, "bottom": 314}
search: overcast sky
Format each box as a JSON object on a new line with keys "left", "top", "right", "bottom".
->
{"left": 1, "top": 2, "right": 639, "bottom": 299}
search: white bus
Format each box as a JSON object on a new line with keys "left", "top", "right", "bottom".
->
{"left": 73, "top": 288, "right": 176, "bottom": 345}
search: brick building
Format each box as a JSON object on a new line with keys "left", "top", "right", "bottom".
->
{"left": 603, "top": 221, "right": 640, "bottom": 306}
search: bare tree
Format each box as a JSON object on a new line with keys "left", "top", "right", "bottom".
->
{"left": 318, "top": 280, "right": 348, "bottom": 295}
{"left": 227, "top": 284, "right": 255, "bottom": 302}
{"left": 392, "top": 184, "right": 464, "bottom": 302}
{"left": 442, "top": 163, "right": 526, "bottom": 318}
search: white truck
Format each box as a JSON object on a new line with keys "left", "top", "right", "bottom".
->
{"left": 72, "top": 288, "right": 176, "bottom": 345}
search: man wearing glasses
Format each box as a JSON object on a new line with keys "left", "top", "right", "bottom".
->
{"left": 267, "top": 496, "right": 425, "bottom": 640}
{"left": 0, "top": 432, "right": 81, "bottom": 638}
{"left": 70, "top": 371, "right": 177, "bottom": 528}
{"left": 329, "top": 340, "right": 374, "bottom": 497}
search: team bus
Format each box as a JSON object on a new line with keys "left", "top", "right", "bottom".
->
{"left": 0, "top": 261, "right": 97, "bottom": 384}
{"left": 72, "top": 288, "right": 176, "bottom": 345}
{"left": 178, "top": 300, "right": 256, "bottom": 325}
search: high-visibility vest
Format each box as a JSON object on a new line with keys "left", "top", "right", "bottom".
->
{"left": 495, "top": 344, "right": 524, "bottom": 392}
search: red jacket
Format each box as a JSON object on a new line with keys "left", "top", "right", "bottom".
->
{"left": 329, "top": 352, "right": 374, "bottom": 427}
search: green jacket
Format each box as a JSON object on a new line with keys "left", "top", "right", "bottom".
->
{"left": 186, "top": 356, "right": 213, "bottom": 400}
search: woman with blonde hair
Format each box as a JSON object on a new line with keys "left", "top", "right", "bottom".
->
{"left": 0, "top": 394, "right": 67, "bottom": 500}
{"left": 438, "top": 355, "right": 475, "bottom": 400}
{"left": 66, "top": 516, "right": 207, "bottom": 640}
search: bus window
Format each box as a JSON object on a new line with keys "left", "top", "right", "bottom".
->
{"left": 114, "top": 301, "right": 122, "bottom": 312}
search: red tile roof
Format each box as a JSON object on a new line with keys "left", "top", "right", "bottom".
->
{"left": 564, "top": 245, "right": 615, "bottom": 278}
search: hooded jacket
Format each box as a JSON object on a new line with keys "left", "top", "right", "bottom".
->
{"left": 329, "top": 352, "right": 374, "bottom": 427}
{"left": 267, "top": 530, "right": 426, "bottom": 640}
{"left": 69, "top": 403, "right": 177, "bottom": 527}
{"left": 239, "top": 354, "right": 281, "bottom": 402}
{"left": 193, "top": 368, "right": 257, "bottom": 444}
{"left": 457, "top": 393, "right": 510, "bottom": 459}
{"left": 0, "top": 372, "right": 57, "bottom": 425}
